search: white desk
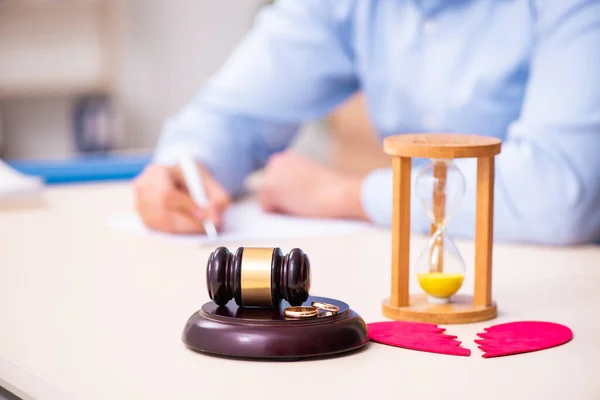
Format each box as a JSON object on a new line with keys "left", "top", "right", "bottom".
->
{"left": 1, "top": 183, "right": 599, "bottom": 400}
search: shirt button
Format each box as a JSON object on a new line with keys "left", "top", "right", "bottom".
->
{"left": 423, "top": 19, "right": 437, "bottom": 35}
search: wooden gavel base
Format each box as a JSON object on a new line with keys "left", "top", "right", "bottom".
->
{"left": 382, "top": 294, "right": 497, "bottom": 325}
{"left": 182, "top": 296, "right": 369, "bottom": 360}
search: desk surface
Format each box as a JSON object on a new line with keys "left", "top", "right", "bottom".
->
{"left": 1, "top": 183, "right": 599, "bottom": 400}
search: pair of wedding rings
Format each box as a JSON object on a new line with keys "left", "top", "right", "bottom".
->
{"left": 283, "top": 301, "right": 340, "bottom": 319}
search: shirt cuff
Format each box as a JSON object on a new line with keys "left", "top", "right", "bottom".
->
{"left": 360, "top": 168, "right": 429, "bottom": 233}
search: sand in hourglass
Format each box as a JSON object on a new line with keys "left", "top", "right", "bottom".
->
{"left": 417, "top": 273, "right": 464, "bottom": 298}
{"left": 415, "top": 159, "right": 466, "bottom": 304}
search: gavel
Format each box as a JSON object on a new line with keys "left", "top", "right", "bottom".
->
{"left": 206, "top": 247, "right": 311, "bottom": 307}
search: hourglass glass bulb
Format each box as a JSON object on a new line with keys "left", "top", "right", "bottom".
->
{"left": 415, "top": 232, "right": 466, "bottom": 304}
{"left": 414, "top": 159, "right": 467, "bottom": 304}
{"left": 415, "top": 159, "right": 466, "bottom": 228}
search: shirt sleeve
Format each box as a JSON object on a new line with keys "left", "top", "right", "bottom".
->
{"left": 154, "top": 0, "right": 358, "bottom": 197}
{"left": 362, "top": 0, "right": 600, "bottom": 245}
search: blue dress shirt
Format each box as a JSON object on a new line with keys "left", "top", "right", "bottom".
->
{"left": 154, "top": 0, "right": 600, "bottom": 245}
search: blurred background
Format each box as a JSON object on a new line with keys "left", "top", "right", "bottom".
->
{"left": 0, "top": 0, "right": 389, "bottom": 184}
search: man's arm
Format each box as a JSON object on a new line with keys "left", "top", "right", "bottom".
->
{"left": 154, "top": 0, "right": 358, "bottom": 197}
{"left": 361, "top": 0, "right": 600, "bottom": 244}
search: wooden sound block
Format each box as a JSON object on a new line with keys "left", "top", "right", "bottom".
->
{"left": 382, "top": 294, "right": 497, "bottom": 325}
{"left": 182, "top": 296, "right": 369, "bottom": 360}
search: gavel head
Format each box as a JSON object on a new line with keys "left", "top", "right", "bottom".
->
{"left": 206, "top": 247, "right": 311, "bottom": 308}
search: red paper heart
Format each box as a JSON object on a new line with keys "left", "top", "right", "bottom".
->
{"left": 475, "top": 321, "right": 573, "bottom": 358}
{"left": 367, "top": 321, "right": 471, "bottom": 356}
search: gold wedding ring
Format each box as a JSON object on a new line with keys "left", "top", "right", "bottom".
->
{"left": 311, "top": 301, "right": 339, "bottom": 313}
{"left": 284, "top": 306, "right": 319, "bottom": 319}
{"left": 318, "top": 311, "right": 336, "bottom": 318}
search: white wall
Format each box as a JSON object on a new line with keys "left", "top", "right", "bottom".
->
{"left": 0, "top": 0, "right": 330, "bottom": 162}
{"left": 115, "top": 0, "right": 267, "bottom": 150}
{"left": 0, "top": 0, "right": 110, "bottom": 96}
{"left": 0, "top": 0, "right": 112, "bottom": 159}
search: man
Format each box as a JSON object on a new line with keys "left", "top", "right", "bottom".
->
{"left": 133, "top": 0, "right": 600, "bottom": 244}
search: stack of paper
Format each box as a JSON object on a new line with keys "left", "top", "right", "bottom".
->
{"left": 0, "top": 159, "right": 44, "bottom": 201}
{"left": 107, "top": 199, "right": 372, "bottom": 245}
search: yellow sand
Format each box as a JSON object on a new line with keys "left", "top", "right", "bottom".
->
{"left": 417, "top": 273, "right": 464, "bottom": 298}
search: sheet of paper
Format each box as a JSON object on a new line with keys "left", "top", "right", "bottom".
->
{"left": 107, "top": 199, "right": 372, "bottom": 245}
{"left": 0, "top": 159, "right": 44, "bottom": 201}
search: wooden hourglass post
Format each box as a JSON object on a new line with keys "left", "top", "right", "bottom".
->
{"left": 474, "top": 156, "right": 494, "bottom": 307}
{"left": 390, "top": 156, "right": 411, "bottom": 307}
{"left": 382, "top": 133, "right": 501, "bottom": 324}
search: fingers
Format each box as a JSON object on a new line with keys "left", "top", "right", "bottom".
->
{"left": 133, "top": 163, "right": 232, "bottom": 234}
{"left": 135, "top": 190, "right": 206, "bottom": 234}
{"left": 134, "top": 164, "right": 206, "bottom": 234}
{"left": 258, "top": 153, "right": 289, "bottom": 214}
{"left": 168, "top": 165, "right": 189, "bottom": 190}
{"left": 167, "top": 189, "right": 205, "bottom": 220}
{"left": 143, "top": 209, "right": 206, "bottom": 234}
{"left": 257, "top": 185, "right": 277, "bottom": 214}
{"left": 161, "top": 211, "right": 206, "bottom": 234}
{"left": 197, "top": 168, "right": 231, "bottom": 230}
{"left": 204, "top": 188, "right": 229, "bottom": 229}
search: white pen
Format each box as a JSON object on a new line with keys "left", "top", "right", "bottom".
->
{"left": 178, "top": 153, "right": 218, "bottom": 239}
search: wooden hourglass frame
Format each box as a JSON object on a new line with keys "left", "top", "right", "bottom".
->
{"left": 382, "top": 133, "right": 501, "bottom": 324}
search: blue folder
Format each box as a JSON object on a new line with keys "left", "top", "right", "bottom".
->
{"left": 6, "top": 153, "right": 152, "bottom": 185}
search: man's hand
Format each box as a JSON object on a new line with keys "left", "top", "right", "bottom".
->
{"left": 133, "top": 163, "right": 231, "bottom": 234}
{"left": 258, "top": 151, "right": 368, "bottom": 220}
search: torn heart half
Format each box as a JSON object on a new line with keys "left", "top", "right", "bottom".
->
{"left": 475, "top": 321, "right": 573, "bottom": 358}
{"left": 367, "top": 321, "right": 471, "bottom": 357}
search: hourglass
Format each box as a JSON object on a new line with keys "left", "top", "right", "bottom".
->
{"left": 381, "top": 133, "right": 501, "bottom": 324}
{"left": 415, "top": 159, "right": 466, "bottom": 304}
